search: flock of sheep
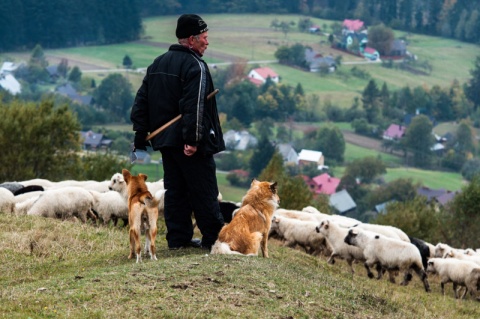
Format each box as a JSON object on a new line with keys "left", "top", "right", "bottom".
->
{"left": 1, "top": 175, "right": 480, "bottom": 302}
{"left": 0, "top": 172, "right": 165, "bottom": 226}
{"left": 270, "top": 207, "right": 480, "bottom": 301}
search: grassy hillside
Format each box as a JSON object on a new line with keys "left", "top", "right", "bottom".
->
{"left": 2, "top": 14, "right": 478, "bottom": 109}
{"left": 1, "top": 213, "right": 479, "bottom": 319}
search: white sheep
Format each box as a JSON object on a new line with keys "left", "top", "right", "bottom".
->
{"left": 426, "top": 257, "right": 480, "bottom": 300}
{"left": 19, "top": 178, "right": 54, "bottom": 189}
{"left": 344, "top": 228, "right": 431, "bottom": 292}
{"left": 270, "top": 215, "right": 329, "bottom": 256}
{"left": 316, "top": 219, "right": 378, "bottom": 278}
{"left": 434, "top": 242, "right": 466, "bottom": 258}
{"left": 465, "top": 248, "right": 480, "bottom": 257}
{"left": 445, "top": 250, "right": 480, "bottom": 267}
{"left": 14, "top": 190, "right": 44, "bottom": 204}
{"left": 351, "top": 223, "right": 410, "bottom": 242}
{"left": 15, "top": 195, "right": 41, "bottom": 216}
{"left": 27, "top": 187, "right": 97, "bottom": 223}
{"left": 275, "top": 208, "right": 320, "bottom": 222}
{"left": 0, "top": 187, "right": 15, "bottom": 214}
{"left": 89, "top": 190, "right": 129, "bottom": 226}
{"left": 302, "top": 206, "right": 361, "bottom": 227}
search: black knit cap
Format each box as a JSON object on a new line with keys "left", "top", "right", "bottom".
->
{"left": 175, "top": 14, "right": 208, "bottom": 39}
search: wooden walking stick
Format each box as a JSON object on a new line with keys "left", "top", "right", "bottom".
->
{"left": 145, "top": 89, "right": 219, "bottom": 141}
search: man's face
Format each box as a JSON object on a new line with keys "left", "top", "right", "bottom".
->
{"left": 191, "top": 32, "right": 209, "bottom": 56}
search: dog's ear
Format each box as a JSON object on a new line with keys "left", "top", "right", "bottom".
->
{"left": 122, "top": 169, "right": 131, "bottom": 183}
{"left": 139, "top": 173, "right": 148, "bottom": 181}
{"left": 270, "top": 181, "right": 278, "bottom": 193}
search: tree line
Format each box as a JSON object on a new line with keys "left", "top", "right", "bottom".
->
{"left": 0, "top": 0, "right": 142, "bottom": 51}
{"left": 2, "top": 1, "right": 478, "bottom": 52}
{"left": 139, "top": 0, "right": 480, "bottom": 45}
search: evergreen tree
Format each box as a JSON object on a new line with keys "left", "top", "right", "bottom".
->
{"left": 362, "top": 79, "right": 381, "bottom": 124}
{"left": 123, "top": 55, "right": 133, "bottom": 69}
{"left": 249, "top": 136, "right": 275, "bottom": 179}
{"left": 446, "top": 175, "right": 480, "bottom": 248}
{"left": 465, "top": 56, "right": 480, "bottom": 110}
{"left": 403, "top": 115, "right": 435, "bottom": 168}
{"left": 259, "top": 151, "right": 313, "bottom": 210}
{"left": 68, "top": 66, "right": 82, "bottom": 83}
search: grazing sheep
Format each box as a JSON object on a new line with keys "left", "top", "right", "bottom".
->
{"left": 316, "top": 219, "right": 377, "bottom": 277}
{"left": 0, "top": 187, "right": 15, "bottom": 214}
{"left": 19, "top": 178, "right": 54, "bottom": 189}
{"left": 301, "top": 206, "right": 361, "bottom": 227}
{"left": 275, "top": 208, "right": 320, "bottom": 222}
{"left": 425, "top": 241, "right": 436, "bottom": 259}
{"left": 89, "top": 190, "right": 129, "bottom": 226}
{"left": 351, "top": 223, "right": 410, "bottom": 242}
{"left": 13, "top": 185, "right": 44, "bottom": 196}
{"left": 434, "top": 242, "right": 465, "bottom": 258}
{"left": 426, "top": 257, "right": 480, "bottom": 300}
{"left": 465, "top": 248, "right": 480, "bottom": 257}
{"left": 409, "top": 236, "right": 432, "bottom": 269}
{"left": 445, "top": 250, "right": 480, "bottom": 267}
{"left": 344, "top": 228, "right": 431, "bottom": 292}
{"left": 270, "top": 215, "right": 329, "bottom": 256}
{"left": 14, "top": 195, "right": 41, "bottom": 216}
{"left": 14, "top": 191, "right": 44, "bottom": 204}
{"left": 0, "top": 182, "right": 24, "bottom": 194}
{"left": 27, "top": 187, "right": 97, "bottom": 223}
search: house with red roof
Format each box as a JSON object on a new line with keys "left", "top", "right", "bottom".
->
{"left": 343, "top": 19, "right": 364, "bottom": 32}
{"left": 383, "top": 124, "right": 406, "bottom": 140}
{"left": 248, "top": 67, "right": 279, "bottom": 86}
{"left": 311, "top": 173, "right": 340, "bottom": 195}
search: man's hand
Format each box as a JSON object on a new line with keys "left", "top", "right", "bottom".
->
{"left": 134, "top": 132, "right": 151, "bottom": 151}
{"left": 184, "top": 144, "right": 197, "bottom": 156}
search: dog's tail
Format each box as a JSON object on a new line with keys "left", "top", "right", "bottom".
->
{"left": 141, "top": 193, "right": 160, "bottom": 209}
{"left": 210, "top": 241, "right": 245, "bottom": 255}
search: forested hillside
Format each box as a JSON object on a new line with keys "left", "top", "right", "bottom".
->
{"left": 2, "top": 1, "right": 479, "bottom": 51}
{"left": 139, "top": 0, "right": 480, "bottom": 44}
{"left": 0, "top": 0, "right": 142, "bottom": 51}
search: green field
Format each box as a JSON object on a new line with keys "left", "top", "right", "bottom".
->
{"left": 2, "top": 14, "right": 478, "bottom": 109}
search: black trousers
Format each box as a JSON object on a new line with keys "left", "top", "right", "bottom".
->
{"left": 160, "top": 147, "right": 224, "bottom": 248}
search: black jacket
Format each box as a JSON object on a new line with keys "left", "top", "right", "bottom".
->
{"left": 130, "top": 44, "right": 225, "bottom": 155}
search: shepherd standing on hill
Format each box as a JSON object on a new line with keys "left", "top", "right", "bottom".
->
{"left": 130, "top": 14, "right": 225, "bottom": 250}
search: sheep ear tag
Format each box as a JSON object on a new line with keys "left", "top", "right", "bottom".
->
{"left": 130, "top": 149, "right": 138, "bottom": 164}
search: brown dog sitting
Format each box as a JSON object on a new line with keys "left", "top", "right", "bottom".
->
{"left": 210, "top": 179, "right": 279, "bottom": 257}
{"left": 122, "top": 169, "right": 160, "bottom": 263}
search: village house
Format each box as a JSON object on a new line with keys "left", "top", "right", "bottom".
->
{"left": 247, "top": 67, "right": 279, "bottom": 86}
{"left": 304, "top": 48, "right": 336, "bottom": 73}
{"left": 297, "top": 149, "right": 326, "bottom": 169}
{"left": 79, "top": 130, "right": 112, "bottom": 150}
{"left": 329, "top": 189, "right": 356, "bottom": 215}
{"left": 382, "top": 124, "right": 407, "bottom": 140}
{"left": 223, "top": 130, "right": 258, "bottom": 151}
{"left": 276, "top": 143, "right": 298, "bottom": 165}
{"left": 0, "top": 62, "right": 22, "bottom": 95}
{"left": 311, "top": 173, "right": 341, "bottom": 196}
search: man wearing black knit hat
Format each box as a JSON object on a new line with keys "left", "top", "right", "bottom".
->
{"left": 130, "top": 14, "right": 225, "bottom": 251}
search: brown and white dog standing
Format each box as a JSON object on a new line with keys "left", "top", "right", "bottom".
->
{"left": 122, "top": 169, "right": 160, "bottom": 263}
{"left": 210, "top": 179, "right": 279, "bottom": 257}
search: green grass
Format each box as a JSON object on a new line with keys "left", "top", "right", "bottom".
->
{"left": 3, "top": 14, "right": 478, "bottom": 109}
{"left": 1, "top": 214, "right": 480, "bottom": 319}
{"left": 385, "top": 167, "right": 465, "bottom": 191}
{"left": 344, "top": 143, "right": 403, "bottom": 165}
